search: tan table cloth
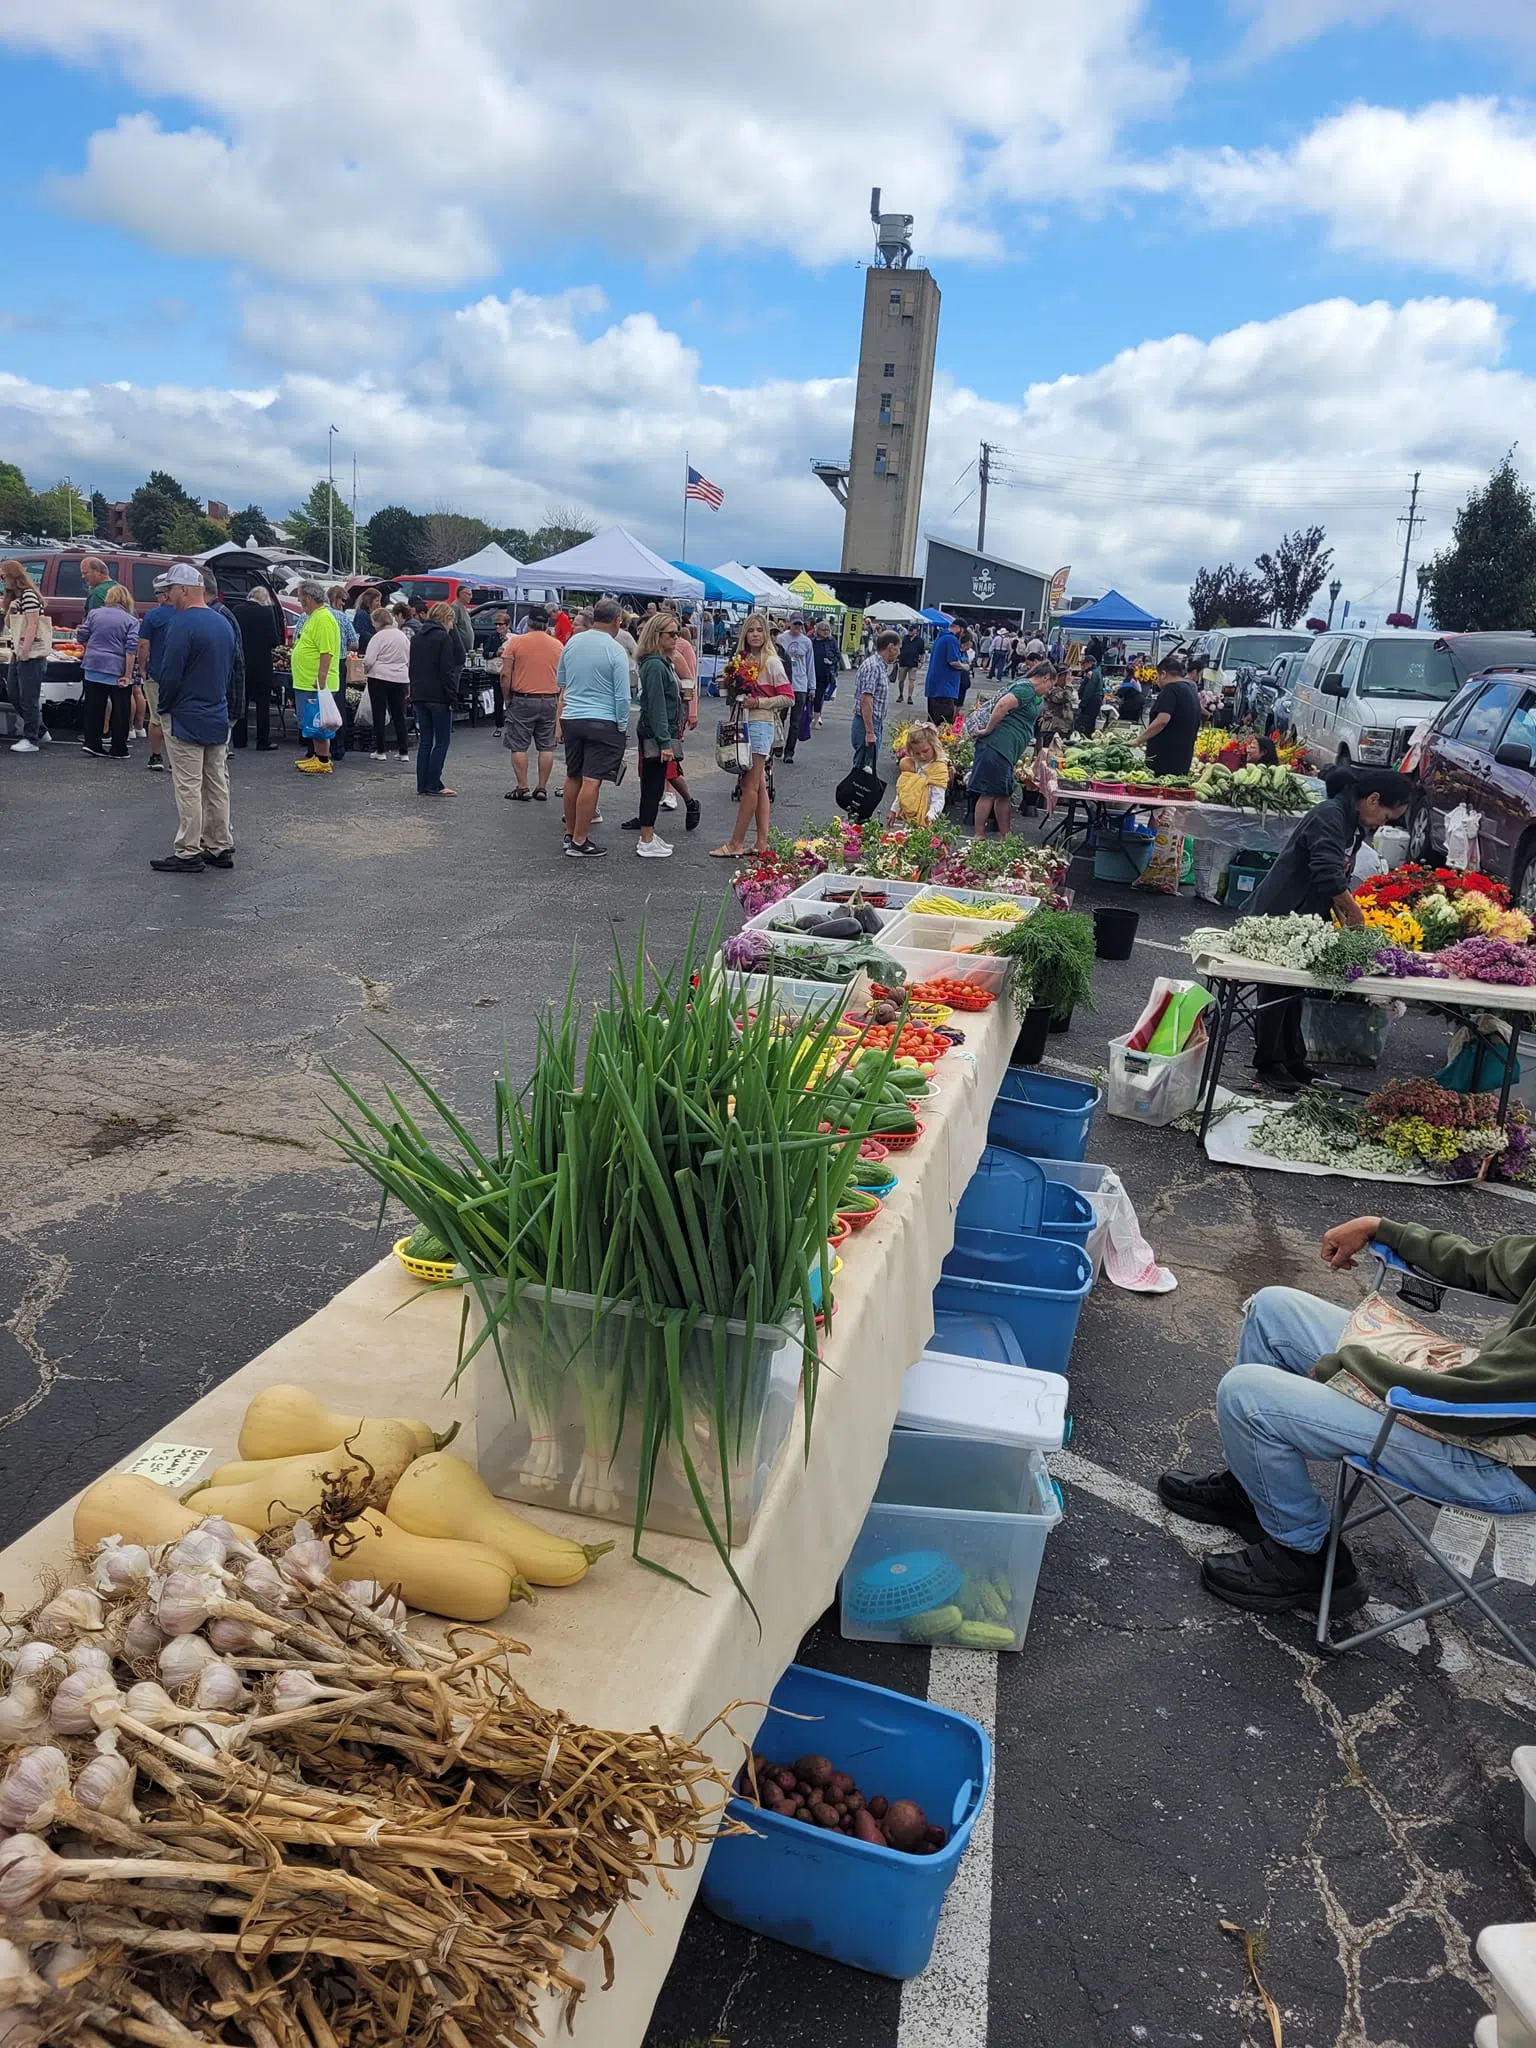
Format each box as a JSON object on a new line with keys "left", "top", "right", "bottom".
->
{"left": 0, "top": 1000, "right": 1016, "bottom": 2043}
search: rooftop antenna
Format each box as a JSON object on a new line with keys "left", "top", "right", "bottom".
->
{"left": 870, "top": 187, "right": 914, "bottom": 269}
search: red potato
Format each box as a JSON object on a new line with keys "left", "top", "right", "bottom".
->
{"left": 867, "top": 1795, "right": 888, "bottom": 1821}
{"left": 775, "top": 1769, "right": 797, "bottom": 1793}
{"left": 794, "top": 1755, "right": 835, "bottom": 1791}
{"left": 810, "top": 1802, "right": 842, "bottom": 1831}
{"left": 852, "top": 1810, "right": 888, "bottom": 1848}
{"left": 845, "top": 1793, "right": 864, "bottom": 1814}
{"left": 828, "top": 1772, "right": 855, "bottom": 1799}
{"left": 925, "top": 1824, "right": 947, "bottom": 1849}
{"left": 881, "top": 1800, "right": 928, "bottom": 1852}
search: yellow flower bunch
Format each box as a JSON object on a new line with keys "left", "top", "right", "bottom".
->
{"left": 1380, "top": 1116, "right": 1460, "bottom": 1165}
{"left": 1133, "top": 664, "right": 1158, "bottom": 683}
{"left": 1474, "top": 904, "right": 1535, "bottom": 944}
{"left": 1359, "top": 905, "right": 1424, "bottom": 950}
{"left": 1194, "top": 727, "right": 1228, "bottom": 760}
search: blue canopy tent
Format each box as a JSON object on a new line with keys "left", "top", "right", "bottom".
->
{"left": 919, "top": 607, "right": 952, "bottom": 625}
{"left": 670, "top": 560, "right": 754, "bottom": 604}
{"left": 1056, "top": 590, "right": 1164, "bottom": 635}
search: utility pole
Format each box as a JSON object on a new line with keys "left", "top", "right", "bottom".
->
{"left": 351, "top": 454, "right": 358, "bottom": 576}
{"left": 327, "top": 424, "right": 338, "bottom": 576}
{"left": 1395, "top": 471, "right": 1423, "bottom": 618}
{"left": 977, "top": 441, "right": 992, "bottom": 553}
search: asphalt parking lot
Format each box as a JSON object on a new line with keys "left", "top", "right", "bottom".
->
{"left": 3, "top": 708, "right": 1535, "bottom": 2048}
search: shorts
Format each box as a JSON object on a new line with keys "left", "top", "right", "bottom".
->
{"left": 142, "top": 677, "right": 161, "bottom": 723}
{"left": 562, "top": 717, "right": 626, "bottom": 783}
{"left": 968, "top": 743, "right": 1018, "bottom": 798}
{"left": 295, "top": 688, "right": 325, "bottom": 741}
{"left": 504, "top": 693, "right": 558, "bottom": 754}
{"left": 746, "top": 718, "right": 775, "bottom": 757}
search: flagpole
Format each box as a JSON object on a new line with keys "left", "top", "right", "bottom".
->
{"left": 681, "top": 450, "right": 689, "bottom": 566}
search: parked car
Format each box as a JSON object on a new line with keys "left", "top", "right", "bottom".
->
{"left": 1290, "top": 629, "right": 1536, "bottom": 773}
{"left": 1190, "top": 627, "right": 1315, "bottom": 703}
{"left": 1408, "top": 666, "right": 1536, "bottom": 909}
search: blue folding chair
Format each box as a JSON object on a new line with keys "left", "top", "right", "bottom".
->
{"left": 1316, "top": 1242, "right": 1536, "bottom": 1670}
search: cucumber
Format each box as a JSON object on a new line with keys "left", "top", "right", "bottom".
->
{"left": 404, "top": 1224, "right": 452, "bottom": 1262}
{"left": 953, "top": 1621, "right": 1016, "bottom": 1649}
{"left": 903, "top": 1604, "right": 963, "bottom": 1642}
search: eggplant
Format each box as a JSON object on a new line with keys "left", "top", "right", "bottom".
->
{"left": 853, "top": 906, "right": 882, "bottom": 933}
{"left": 804, "top": 915, "right": 864, "bottom": 940}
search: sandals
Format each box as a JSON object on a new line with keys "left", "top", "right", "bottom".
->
{"left": 505, "top": 787, "right": 531, "bottom": 801}
{"left": 710, "top": 845, "right": 747, "bottom": 858}
{"left": 531, "top": 787, "right": 548, "bottom": 801}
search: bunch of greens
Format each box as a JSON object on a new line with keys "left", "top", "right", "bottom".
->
{"left": 978, "top": 907, "right": 1097, "bottom": 1022}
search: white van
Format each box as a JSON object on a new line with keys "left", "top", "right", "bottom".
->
{"left": 1191, "top": 627, "right": 1314, "bottom": 702}
{"left": 1291, "top": 629, "right": 1536, "bottom": 771}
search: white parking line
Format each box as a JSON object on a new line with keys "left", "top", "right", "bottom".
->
{"left": 1134, "top": 936, "right": 1188, "bottom": 954}
{"left": 897, "top": 1648, "right": 999, "bottom": 2048}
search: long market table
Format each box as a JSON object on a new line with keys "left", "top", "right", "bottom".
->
{"left": 1043, "top": 789, "right": 1316, "bottom": 858}
{"left": 1189, "top": 947, "right": 1536, "bottom": 1143}
{"left": 0, "top": 991, "right": 1016, "bottom": 2046}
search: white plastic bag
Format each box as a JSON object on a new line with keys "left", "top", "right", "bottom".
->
{"left": 1095, "top": 1170, "right": 1177, "bottom": 1293}
{"left": 1445, "top": 804, "right": 1482, "bottom": 870}
{"left": 1106, "top": 977, "right": 1211, "bottom": 1129}
{"left": 315, "top": 687, "right": 343, "bottom": 733}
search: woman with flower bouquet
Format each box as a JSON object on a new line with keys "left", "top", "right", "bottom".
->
{"left": 711, "top": 614, "right": 794, "bottom": 859}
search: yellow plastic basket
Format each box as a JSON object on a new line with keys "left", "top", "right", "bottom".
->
{"left": 393, "top": 1236, "right": 459, "bottom": 1284}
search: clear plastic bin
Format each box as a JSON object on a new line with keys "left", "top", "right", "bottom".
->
{"left": 470, "top": 1283, "right": 802, "bottom": 1546}
{"left": 787, "top": 873, "right": 929, "bottom": 910}
{"left": 717, "top": 967, "right": 862, "bottom": 1022}
{"left": 898, "top": 912, "right": 1019, "bottom": 955}
{"left": 1302, "top": 996, "right": 1390, "bottom": 1067}
{"left": 745, "top": 898, "right": 913, "bottom": 944}
{"left": 840, "top": 1431, "right": 1063, "bottom": 1652}
{"left": 883, "top": 944, "right": 1011, "bottom": 998}
{"left": 905, "top": 885, "right": 1040, "bottom": 919}
{"left": 1106, "top": 1032, "right": 1207, "bottom": 1127}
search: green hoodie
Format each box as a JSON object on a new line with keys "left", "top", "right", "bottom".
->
{"left": 1315, "top": 1218, "right": 1536, "bottom": 1474}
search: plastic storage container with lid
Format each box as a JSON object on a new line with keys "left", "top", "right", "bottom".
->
{"left": 934, "top": 1231, "right": 1093, "bottom": 1376}
{"left": 987, "top": 1069, "right": 1102, "bottom": 1162}
{"left": 956, "top": 1146, "right": 1093, "bottom": 1257}
{"left": 699, "top": 1662, "right": 992, "bottom": 1976}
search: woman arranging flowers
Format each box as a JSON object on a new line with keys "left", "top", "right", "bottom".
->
{"left": 1242, "top": 765, "right": 1412, "bottom": 1093}
{"left": 713, "top": 614, "right": 792, "bottom": 859}
{"left": 888, "top": 721, "right": 950, "bottom": 826}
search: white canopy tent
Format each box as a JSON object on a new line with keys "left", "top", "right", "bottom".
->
{"left": 512, "top": 528, "right": 704, "bottom": 601}
{"left": 714, "top": 561, "right": 804, "bottom": 608}
{"left": 428, "top": 541, "right": 524, "bottom": 590}
{"left": 864, "top": 599, "right": 924, "bottom": 624}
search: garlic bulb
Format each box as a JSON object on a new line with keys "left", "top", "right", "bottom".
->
{"left": 64, "top": 1644, "right": 111, "bottom": 1675}
{"left": 339, "top": 1580, "right": 407, "bottom": 1625}
{"left": 157, "top": 1635, "right": 215, "bottom": 1691}
{"left": 0, "top": 2010, "right": 43, "bottom": 2048}
{"left": 121, "top": 1612, "right": 165, "bottom": 1663}
{"left": 37, "top": 1941, "right": 89, "bottom": 1992}
{"left": 192, "top": 1661, "right": 247, "bottom": 1712}
{"left": 72, "top": 1752, "right": 138, "bottom": 1825}
{"left": 0, "top": 1750, "right": 69, "bottom": 1831}
{"left": 7, "top": 1646, "right": 61, "bottom": 1688}
{"left": 32, "top": 1588, "right": 104, "bottom": 1639}
{"left": 92, "top": 1539, "right": 152, "bottom": 1597}
{"left": 0, "top": 1691, "right": 47, "bottom": 1749}
{"left": 0, "top": 1626, "right": 27, "bottom": 1661}
{"left": 207, "top": 1616, "right": 275, "bottom": 1656}
{"left": 168, "top": 1529, "right": 228, "bottom": 1572}
{"left": 196, "top": 1517, "right": 243, "bottom": 1546}
{"left": 0, "top": 1941, "right": 44, "bottom": 2013}
{"left": 238, "top": 1555, "right": 289, "bottom": 1613}
{"left": 0, "top": 1838, "right": 57, "bottom": 1917}
{"left": 177, "top": 1727, "right": 220, "bottom": 1759}
{"left": 48, "top": 1670, "right": 122, "bottom": 1736}
{"left": 153, "top": 1569, "right": 222, "bottom": 1637}
{"left": 279, "top": 1535, "right": 333, "bottom": 1590}
{"left": 269, "top": 1669, "right": 328, "bottom": 1711}
{"left": 122, "top": 1682, "right": 179, "bottom": 1730}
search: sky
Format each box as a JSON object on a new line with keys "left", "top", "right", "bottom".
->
{"left": 1, "top": 0, "right": 1536, "bottom": 617}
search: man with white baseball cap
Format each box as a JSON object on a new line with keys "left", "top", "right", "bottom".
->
{"left": 150, "top": 563, "right": 237, "bottom": 874}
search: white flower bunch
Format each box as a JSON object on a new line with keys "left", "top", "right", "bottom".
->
{"left": 1187, "top": 914, "right": 1336, "bottom": 970}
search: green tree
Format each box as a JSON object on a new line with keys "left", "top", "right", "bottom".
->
{"left": 127, "top": 470, "right": 197, "bottom": 549}
{"left": 226, "top": 503, "right": 277, "bottom": 546}
{"left": 1429, "top": 454, "right": 1536, "bottom": 632}
{"left": 33, "top": 480, "right": 94, "bottom": 540}
{"left": 527, "top": 503, "right": 596, "bottom": 559}
{"left": 363, "top": 504, "right": 429, "bottom": 575}
{"left": 0, "top": 463, "right": 46, "bottom": 539}
{"left": 1254, "top": 525, "right": 1332, "bottom": 629}
{"left": 420, "top": 510, "right": 492, "bottom": 567}
{"left": 162, "top": 503, "right": 215, "bottom": 554}
{"left": 1188, "top": 563, "right": 1269, "bottom": 629}
{"left": 493, "top": 526, "right": 533, "bottom": 560}
{"left": 286, "top": 479, "right": 354, "bottom": 570}
{"left": 90, "top": 489, "right": 109, "bottom": 529}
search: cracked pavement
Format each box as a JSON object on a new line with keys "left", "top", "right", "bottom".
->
{"left": 3, "top": 727, "right": 1536, "bottom": 2048}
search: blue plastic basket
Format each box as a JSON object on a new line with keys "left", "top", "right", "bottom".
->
{"left": 935, "top": 1230, "right": 1093, "bottom": 1376}
{"left": 987, "top": 1069, "right": 1102, "bottom": 1162}
{"left": 700, "top": 1663, "right": 992, "bottom": 1978}
{"left": 928, "top": 1308, "right": 1025, "bottom": 1365}
{"left": 843, "top": 1549, "right": 964, "bottom": 1622}
{"left": 956, "top": 1146, "right": 1093, "bottom": 1254}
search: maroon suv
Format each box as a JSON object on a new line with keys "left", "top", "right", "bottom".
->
{"left": 1409, "top": 665, "right": 1536, "bottom": 908}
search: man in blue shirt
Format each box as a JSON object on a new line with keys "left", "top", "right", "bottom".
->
{"left": 556, "top": 597, "right": 632, "bottom": 858}
{"left": 135, "top": 598, "right": 178, "bottom": 772}
{"left": 924, "top": 625, "right": 968, "bottom": 724}
{"left": 151, "top": 563, "right": 238, "bottom": 875}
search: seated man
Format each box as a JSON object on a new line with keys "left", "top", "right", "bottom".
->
{"left": 1159, "top": 1212, "right": 1536, "bottom": 1615}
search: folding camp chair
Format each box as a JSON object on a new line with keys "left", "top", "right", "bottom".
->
{"left": 1315, "top": 1242, "right": 1536, "bottom": 1670}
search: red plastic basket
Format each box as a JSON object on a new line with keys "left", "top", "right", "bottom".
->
{"left": 835, "top": 1196, "right": 883, "bottom": 1233}
{"left": 877, "top": 1121, "right": 924, "bottom": 1153}
{"left": 827, "top": 1217, "right": 853, "bottom": 1250}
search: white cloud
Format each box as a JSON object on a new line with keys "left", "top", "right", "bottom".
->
{"left": 1163, "top": 99, "right": 1536, "bottom": 289}
{"left": 237, "top": 290, "right": 406, "bottom": 372}
{"left": 0, "top": 285, "right": 1526, "bottom": 622}
{"left": 0, "top": 0, "right": 1182, "bottom": 282}
{"left": 1235, "top": 0, "right": 1536, "bottom": 56}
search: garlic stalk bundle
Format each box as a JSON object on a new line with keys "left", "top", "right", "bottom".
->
{"left": 339, "top": 1580, "right": 407, "bottom": 1625}
{"left": 0, "top": 2010, "right": 43, "bottom": 2048}
{"left": 157, "top": 1635, "right": 216, "bottom": 1690}
{"left": 0, "top": 1940, "right": 45, "bottom": 2012}
{"left": 192, "top": 1660, "right": 247, "bottom": 1712}
{"left": 153, "top": 1569, "right": 222, "bottom": 1637}
{"left": 0, "top": 1837, "right": 56, "bottom": 1916}
{"left": 167, "top": 1529, "right": 228, "bottom": 1572}
{"left": 0, "top": 1749, "right": 70, "bottom": 1831}
{"left": 72, "top": 1751, "right": 139, "bottom": 1825}
{"left": 64, "top": 1644, "right": 112, "bottom": 1675}
{"left": 0, "top": 1690, "right": 47, "bottom": 1748}
{"left": 92, "top": 1538, "right": 152, "bottom": 1596}
{"left": 120, "top": 1612, "right": 165, "bottom": 1663}
{"left": 37, "top": 1941, "right": 89, "bottom": 1992}
{"left": 207, "top": 1615, "right": 275, "bottom": 1655}
{"left": 32, "top": 1588, "right": 104, "bottom": 1639}
{"left": 48, "top": 1670, "right": 122, "bottom": 1736}
{"left": 7, "top": 1646, "right": 61, "bottom": 1688}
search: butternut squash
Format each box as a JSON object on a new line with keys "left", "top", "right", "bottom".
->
{"left": 334, "top": 1510, "right": 528, "bottom": 1622}
{"left": 206, "top": 1419, "right": 420, "bottom": 1498}
{"left": 73, "top": 1474, "right": 257, "bottom": 1553}
{"left": 185, "top": 1442, "right": 402, "bottom": 1533}
{"left": 236, "top": 1384, "right": 453, "bottom": 1463}
{"left": 386, "top": 1454, "right": 612, "bottom": 1588}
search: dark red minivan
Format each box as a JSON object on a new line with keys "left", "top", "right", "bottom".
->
{"left": 1409, "top": 665, "right": 1536, "bottom": 909}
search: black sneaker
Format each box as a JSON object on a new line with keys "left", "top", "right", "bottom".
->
{"left": 1252, "top": 1064, "right": 1300, "bottom": 1096}
{"left": 565, "top": 839, "right": 606, "bottom": 858}
{"left": 1287, "top": 1061, "right": 1323, "bottom": 1085}
{"left": 1156, "top": 1467, "right": 1264, "bottom": 1543}
{"left": 1200, "top": 1534, "right": 1367, "bottom": 1617}
{"left": 147, "top": 754, "right": 164, "bottom": 771}
{"left": 150, "top": 854, "right": 205, "bottom": 874}
{"left": 202, "top": 849, "right": 235, "bottom": 870}
{"left": 621, "top": 817, "right": 642, "bottom": 831}
{"left": 684, "top": 798, "right": 702, "bottom": 832}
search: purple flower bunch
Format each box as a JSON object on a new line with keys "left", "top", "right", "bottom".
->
{"left": 1436, "top": 937, "right": 1536, "bottom": 986}
{"left": 1359, "top": 945, "right": 1447, "bottom": 981}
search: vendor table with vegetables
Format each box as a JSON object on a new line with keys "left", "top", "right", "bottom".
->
{"left": 0, "top": 930, "right": 1020, "bottom": 2048}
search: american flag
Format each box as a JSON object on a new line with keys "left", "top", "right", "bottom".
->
{"left": 686, "top": 465, "right": 724, "bottom": 510}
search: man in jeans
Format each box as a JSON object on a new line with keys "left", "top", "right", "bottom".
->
{"left": 556, "top": 596, "right": 631, "bottom": 858}
{"left": 777, "top": 616, "right": 815, "bottom": 763}
{"left": 1159, "top": 1211, "right": 1536, "bottom": 1615}
{"left": 150, "top": 563, "right": 236, "bottom": 874}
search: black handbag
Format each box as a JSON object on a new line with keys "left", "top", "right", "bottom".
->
{"left": 836, "top": 744, "right": 887, "bottom": 821}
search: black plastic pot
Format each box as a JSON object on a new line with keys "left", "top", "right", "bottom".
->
{"left": 1093, "top": 906, "right": 1140, "bottom": 960}
{"left": 1048, "top": 1006, "right": 1074, "bottom": 1034}
{"left": 1012, "top": 1005, "right": 1054, "bottom": 1065}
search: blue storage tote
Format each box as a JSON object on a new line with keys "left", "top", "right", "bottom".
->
{"left": 956, "top": 1146, "right": 1093, "bottom": 1255}
{"left": 987, "top": 1069, "right": 1101, "bottom": 1162}
{"left": 929, "top": 1308, "right": 1025, "bottom": 1365}
{"left": 700, "top": 1663, "right": 992, "bottom": 1977}
{"left": 841, "top": 1429, "right": 1064, "bottom": 1653}
{"left": 935, "top": 1231, "right": 1092, "bottom": 1375}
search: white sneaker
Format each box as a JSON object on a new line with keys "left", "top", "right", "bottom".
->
{"left": 10, "top": 738, "right": 38, "bottom": 753}
{"left": 592, "top": 809, "right": 604, "bottom": 824}
{"left": 661, "top": 790, "right": 678, "bottom": 810}
{"left": 38, "top": 729, "right": 51, "bottom": 743}
{"left": 372, "top": 752, "right": 387, "bottom": 761}
{"left": 637, "top": 836, "right": 673, "bottom": 858}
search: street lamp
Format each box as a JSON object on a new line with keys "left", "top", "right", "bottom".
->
{"left": 1327, "top": 577, "right": 1341, "bottom": 628}
{"left": 60, "top": 475, "right": 74, "bottom": 542}
{"left": 1414, "top": 564, "right": 1431, "bottom": 628}
{"left": 326, "top": 424, "right": 338, "bottom": 575}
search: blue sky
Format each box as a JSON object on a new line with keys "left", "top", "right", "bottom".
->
{"left": 0, "top": 0, "right": 1534, "bottom": 616}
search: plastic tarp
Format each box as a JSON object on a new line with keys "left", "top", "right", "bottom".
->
{"left": 1078, "top": 794, "right": 1319, "bottom": 854}
{"left": 1056, "top": 589, "right": 1164, "bottom": 633}
{"left": 428, "top": 541, "right": 525, "bottom": 589}
{"left": 513, "top": 528, "right": 705, "bottom": 600}
{"left": 669, "top": 560, "right": 754, "bottom": 603}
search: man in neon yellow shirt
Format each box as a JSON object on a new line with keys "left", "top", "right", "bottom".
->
{"left": 290, "top": 580, "right": 341, "bottom": 774}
